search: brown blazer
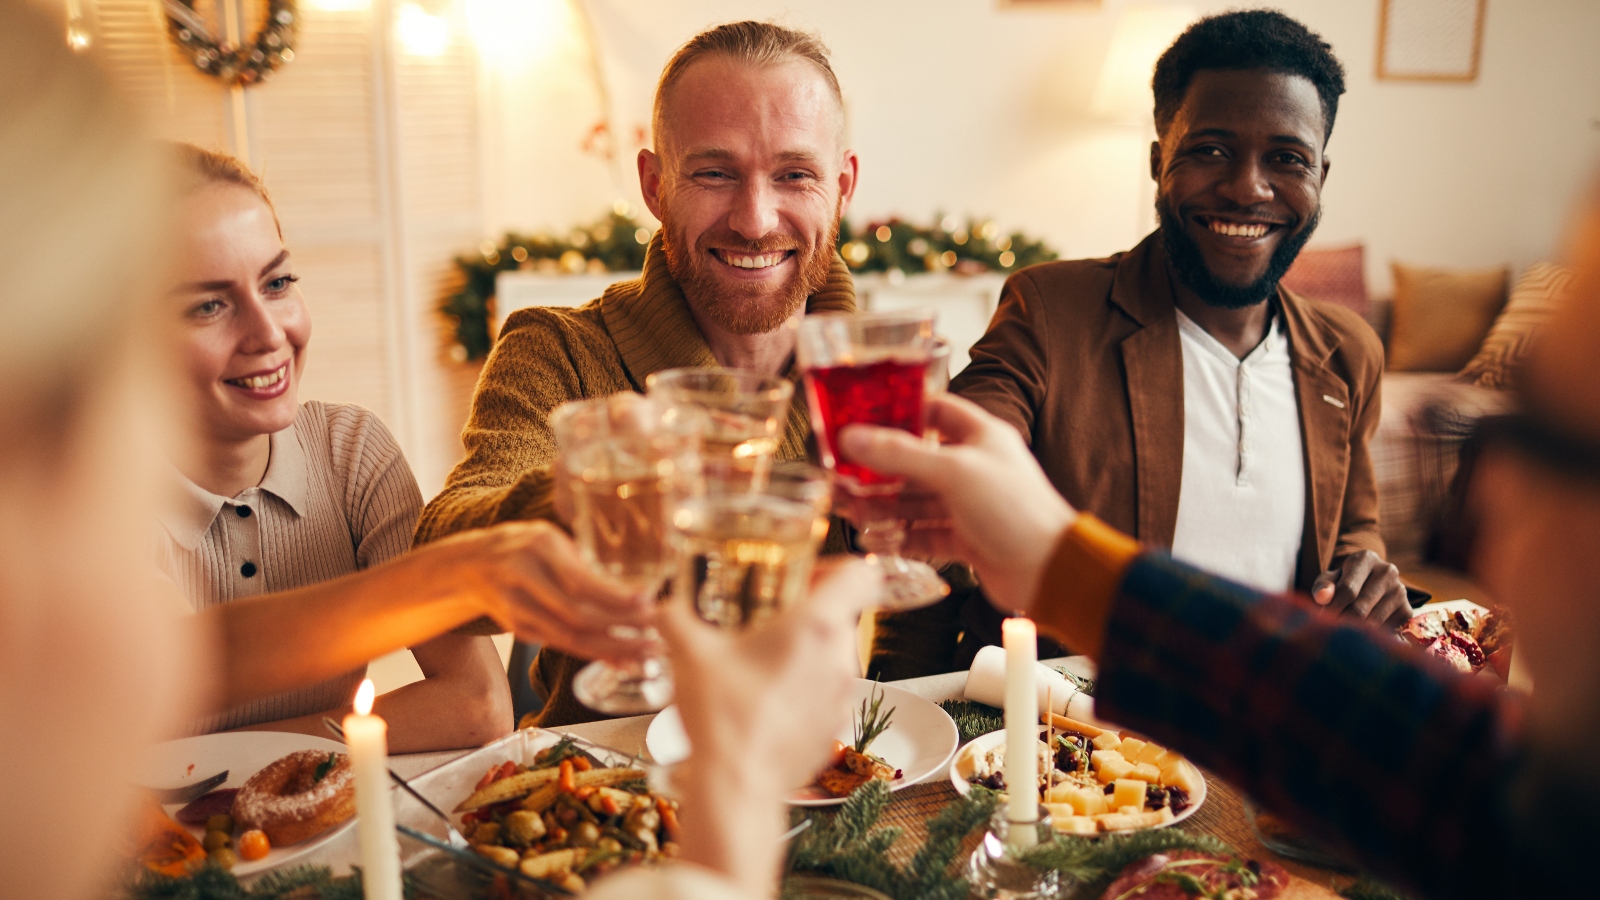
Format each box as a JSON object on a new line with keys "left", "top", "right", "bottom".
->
{"left": 870, "top": 232, "right": 1386, "bottom": 678}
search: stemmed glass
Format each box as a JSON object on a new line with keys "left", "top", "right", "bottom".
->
{"left": 646, "top": 367, "right": 792, "bottom": 492}
{"left": 670, "top": 461, "right": 833, "bottom": 631}
{"left": 796, "top": 309, "right": 951, "bottom": 610}
{"left": 551, "top": 393, "right": 705, "bottom": 715}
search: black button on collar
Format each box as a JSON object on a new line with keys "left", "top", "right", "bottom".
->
{"left": 241, "top": 561, "right": 258, "bottom": 578}
{"left": 236, "top": 505, "right": 252, "bottom": 518}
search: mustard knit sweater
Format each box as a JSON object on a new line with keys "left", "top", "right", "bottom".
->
{"left": 416, "top": 234, "right": 856, "bottom": 726}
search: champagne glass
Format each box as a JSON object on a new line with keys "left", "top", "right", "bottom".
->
{"left": 646, "top": 367, "right": 792, "bottom": 491}
{"left": 669, "top": 462, "right": 832, "bottom": 630}
{"left": 551, "top": 393, "right": 705, "bottom": 715}
{"left": 796, "top": 309, "right": 951, "bottom": 610}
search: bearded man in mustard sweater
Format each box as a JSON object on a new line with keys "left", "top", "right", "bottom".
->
{"left": 416, "top": 21, "right": 861, "bottom": 726}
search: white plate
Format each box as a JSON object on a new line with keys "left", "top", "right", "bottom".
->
{"left": 646, "top": 678, "right": 960, "bottom": 807}
{"left": 948, "top": 727, "right": 1205, "bottom": 833}
{"left": 1409, "top": 598, "right": 1488, "bottom": 619}
{"left": 137, "top": 731, "right": 354, "bottom": 876}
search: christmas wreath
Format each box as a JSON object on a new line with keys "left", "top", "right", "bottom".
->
{"left": 162, "top": 0, "right": 298, "bottom": 86}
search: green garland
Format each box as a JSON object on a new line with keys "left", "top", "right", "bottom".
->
{"left": 785, "top": 779, "right": 999, "bottom": 900}
{"left": 837, "top": 215, "right": 1057, "bottom": 277}
{"left": 442, "top": 212, "right": 1059, "bottom": 361}
{"left": 939, "top": 699, "right": 1005, "bottom": 743}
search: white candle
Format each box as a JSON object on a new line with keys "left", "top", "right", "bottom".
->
{"left": 344, "top": 679, "right": 402, "bottom": 900}
{"left": 1002, "top": 617, "right": 1039, "bottom": 844}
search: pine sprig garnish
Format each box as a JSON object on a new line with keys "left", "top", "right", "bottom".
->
{"left": 853, "top": 683, "right": 895, "bottom": 754}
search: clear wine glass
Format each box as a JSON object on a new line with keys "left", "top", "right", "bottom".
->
{"left": 551, "top": 393, "right": 705, "bottom": 715}
{"left": 669, "top": 461, "right": 833, "bottom": 631}
{"left": 796, "top": 309, "right": 951, "bottom": 610}
{"left": 645, "top": 367, "right": 792, "bottom": 492}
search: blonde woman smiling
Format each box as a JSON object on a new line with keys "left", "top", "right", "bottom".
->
{"left": 158, "top": 145, "right": 512, "bottom": 752}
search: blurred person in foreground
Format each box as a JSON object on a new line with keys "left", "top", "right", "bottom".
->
{"left": 837, "top": 229, "right": 1600, "bottom": 897}
{"left": 415, "top": 20, "right": 864, "bottom": 727}
{"left": 3, "top": 9, "right": 857, "bottom": 895}
{"left": 877, "top": 10, "right": 1412, "bottom": 679}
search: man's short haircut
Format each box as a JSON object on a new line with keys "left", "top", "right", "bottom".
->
{"left": 1152, "top": 10, "right": 1346, "bottom": 143}
{"left": 652, "top": 21, "right": 843, "bottom": 147}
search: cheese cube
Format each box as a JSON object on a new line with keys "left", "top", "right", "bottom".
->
{"left": 1117, "top": 737, "right": 1147, "bottom": 760}
{"left": 1097, "top": 809, "right": 1165, "bottom": 832}
{"left": 1053, "top": 815, "right": 1097, "bottom": 835}
{"left": 1111, "top": 778, "right": 1146, "bottom": 810}
{"left": 1044, "top": 783, "right": 1077, "bottom": 804}
{"left": 1042, "top": 802, "right": 1076, "bottom": 821}
{"left": 1160, "top": 759, "right": 1203, "bottom": 796}
{"left": 1158, "top": 807, "right": 1176, "bottom": 823}
{"left": 1130, "top": 762, "right": 1162, "bottom": 783}
{"left": 1092, "top": 750, "right": 1133, "bottom": 783}
{"left": 1134, "top": 743, "right": 1168, "bottom": 766}
{"left": 1091, "top": 731, "right": 1123, "bottom": 752}
{"left": 1068, "top": 786, "right": 1107, "bottom": 816}
{"left": 1153, "top": 749, "right": 1183, "bottom": 770}
{"left": 1117, "top": 805, "right": 1142, "bottom": 815}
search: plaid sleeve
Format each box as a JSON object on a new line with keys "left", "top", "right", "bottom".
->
{"left": 1096, "top": 553, "right": 1525, "bottom": 899}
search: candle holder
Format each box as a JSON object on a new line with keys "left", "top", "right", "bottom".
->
{"left": 967, "top": 804, "right": 1069, "bottom": 900}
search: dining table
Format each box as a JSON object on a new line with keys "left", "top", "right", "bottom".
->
{"left": 378, "top": 658, "right": 1358, "bottom": 896}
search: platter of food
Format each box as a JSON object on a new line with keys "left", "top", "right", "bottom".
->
{"left": 645, "top": 678, "right": 959, "bottom": 807}
{"left": 133, "top": 731, "right": 356, "bottom": 877}
{"left": 949, "top": 714, "right": 1205, "bottom": 835}
{"left": 1402, "top": 598, "right": 1513, "bottom": 677}
{"left": 428, "top": 732, "right": 675, "bottom": 894}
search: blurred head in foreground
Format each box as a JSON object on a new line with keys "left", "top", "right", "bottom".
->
{"left": 0, "top": 6, "right": 191, "bottom": 898}
{"left": 1473, "top": 194, "right": 1600, "bottom": 751}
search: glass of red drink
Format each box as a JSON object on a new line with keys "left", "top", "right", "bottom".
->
{"left": 797, "top": 309, "right": 951, "bottom": 610}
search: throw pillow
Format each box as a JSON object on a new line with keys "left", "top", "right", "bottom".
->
{"left": 1279, "top": 243, "right": 1369, "bottom": 316}
{"left": 1458, "top": 262, "right": 1575, "bottom": 389}
{"left": 1387, "top": 262, "right": 1509, "bottom": 372}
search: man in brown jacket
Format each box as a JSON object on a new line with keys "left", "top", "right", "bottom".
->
{"left": 874, "top": 11, "right": 1411, "bottom": 677}
{"left": 415, "top": 22, "right": 860, "bottom": 726}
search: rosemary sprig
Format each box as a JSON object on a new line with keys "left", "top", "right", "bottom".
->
{"left": 853, "top": 683, "right": 895, "bottom": 754}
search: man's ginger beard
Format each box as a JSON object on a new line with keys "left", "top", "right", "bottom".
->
{"left": 660, "top": 190, "right": 841, "bottom": 336}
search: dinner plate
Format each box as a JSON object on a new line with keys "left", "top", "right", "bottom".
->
{"left": 646, "top": 678, "right": 960, "bottom": 807}
{"left": 948, "top": 727, "right": 1206, "bottom": 832}
{"left": 137, "top": 731, "right": 354, "bottom": 876}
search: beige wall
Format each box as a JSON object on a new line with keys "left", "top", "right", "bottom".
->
{"left": 484, "top": 0, "right": 1600, "bottom": 295}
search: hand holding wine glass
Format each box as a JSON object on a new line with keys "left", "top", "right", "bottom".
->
{"left": 552, "top": 392, "right": 706, "bottom": 714}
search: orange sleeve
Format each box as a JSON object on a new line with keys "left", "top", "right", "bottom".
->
{"left": 1029, "top": 514, "right": 1141, "bottom": 659}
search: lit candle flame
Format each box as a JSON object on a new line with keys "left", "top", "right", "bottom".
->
{"left": 354, "top": 678, "right": 375, "bottom": 716}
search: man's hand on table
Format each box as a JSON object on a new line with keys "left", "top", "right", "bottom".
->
{"left": 437, "top": 520, "right": 659, "bottom": 661}
{"left": 1311, "top": 551, "right": 1411, "bottom": 627}
{"left": 838, "top": 393, "right": 1077, "bottom": 614}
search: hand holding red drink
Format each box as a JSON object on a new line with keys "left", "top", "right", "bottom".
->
{"left": 797, "top": 310, "right": 951, "bottom": 610}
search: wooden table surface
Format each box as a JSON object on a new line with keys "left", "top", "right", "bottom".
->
{"left": 389, "top": 661, "right": 1353, "bottom": 892}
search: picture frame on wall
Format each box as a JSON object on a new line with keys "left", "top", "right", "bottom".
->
{"left": 1377, "top": 0, "right": 1487, "bottom": 82}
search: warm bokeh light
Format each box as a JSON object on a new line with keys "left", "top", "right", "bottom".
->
{"left": 353, "top": 677, "right": 375, "bottom": 715}
{"left": 464, "top": 0, "right": 574, "bottom": 69}
{"left": 1092, "top": 4, "right": 1197, "bottom": 121}
{"left": 396, "top": 2, "right": 450, "bottom": 57}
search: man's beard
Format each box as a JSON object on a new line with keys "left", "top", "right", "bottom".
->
{"left": 660, "top": 198, "right": 840, "bottom": 336}
{"left": 1157, "top": 197, "right": 1319, "bottom": 310}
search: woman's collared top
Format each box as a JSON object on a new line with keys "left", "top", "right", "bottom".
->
{"left": 156, "top": 400, "right": 422, "bottom": 733}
